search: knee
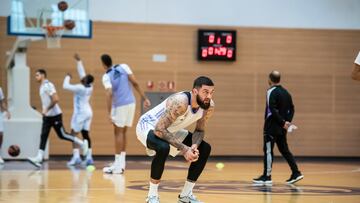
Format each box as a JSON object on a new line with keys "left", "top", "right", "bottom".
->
{"left": 199, "top": 141, "right": 211, "bottom": 157}
{"left": 156, "top": 142, "right": 170, "bottom": 157}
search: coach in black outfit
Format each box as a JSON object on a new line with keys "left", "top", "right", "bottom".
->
{"left": 253, "top": 70, "right": 303, "bottom": 184}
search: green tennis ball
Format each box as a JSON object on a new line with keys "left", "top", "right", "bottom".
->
{"left": 86, "top": 165, "right": 96, "bottom": 172}
{"left": 216, "top": 162, "right": 224, "bottom": 170}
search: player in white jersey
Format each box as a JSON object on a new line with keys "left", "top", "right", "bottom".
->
{"left": 63, "top": 54, "right": 95, "bottom": 166}
{"left": 136, "top": 76, "right": 215, "bottom": 203}
{"left": 0, "top": 87, "right": 11, "bottom": 164}
{"left": 28, "top": 69, "right": 88, "bottom": 168}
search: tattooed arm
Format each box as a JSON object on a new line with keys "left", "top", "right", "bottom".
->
{"left": 192, "top": 102, "right": 215, "bottom": 148}
{"left": 154, "top": 94, "right": 190, "bottom": 153}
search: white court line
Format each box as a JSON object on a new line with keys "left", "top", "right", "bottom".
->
{"left": 0, "top": 187, "right": 114, "bottom": 192}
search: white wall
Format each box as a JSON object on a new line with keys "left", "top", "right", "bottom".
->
{"left": 1, "top": 0, "right": 360, "bottom": 29}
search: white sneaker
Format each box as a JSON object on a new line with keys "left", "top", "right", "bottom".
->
{"left": 67, "top": 156, "right": 82, "bottom": 166}
{"left": 102, "top": 164, "right": 124, "bottom": 174}
{"left": 0, "top": 156, "right": 4, "bottom": 164}
{"left": 178, "top": 194, "right": 203, "bottom": 203}
{"left": 146, "top": 148, "right": 156, "bottom": 156}
{"left": 146, "top": 196, "right": 160, "bottom": 203}
{"left": 27, "top": 156, "right": 42, "bottom": 168}
{"left": 82, "top": 140, "right": 89, "bottom": 156}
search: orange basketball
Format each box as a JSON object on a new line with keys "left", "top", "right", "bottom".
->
{"left": 8, "top": 145, "right": 20, "bottom": 157}
{"left": 58, "top": 1, "right": 68, "bottom": 12}
{"left": 64, "top": 20, "right": 75, "bottom": 30}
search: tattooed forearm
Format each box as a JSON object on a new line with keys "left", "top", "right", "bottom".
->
{"left": 161, "top": 130, "right": 188, "bottom": 152}
{"left": 192, "top": 130, "right": 205, "bottom": 147}
{"left": 154, "top": 94, "right": 189, "bottom": 153}
{"left": 192, "top": 105, "right": 214, "bottom": 147}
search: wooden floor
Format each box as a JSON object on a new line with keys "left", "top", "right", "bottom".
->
{"left": 0, "top": 158, "right": 360, "bottom": 203}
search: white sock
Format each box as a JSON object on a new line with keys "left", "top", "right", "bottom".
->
{"left": 37, "top": 149, "right": 45, "bottom": 160}
{"left": 120, "top": 151, "right": 126, "bottom": 169}
{"left": 73, "top": 149, "right": 80, "bottom": 158}
{"left": 355, "top": 51, "right": 360, "bottom": 65}
{"left": 148, "top": 182, "right": 159, "bottom": 197}
{"left": 114, "top": 154, "right": 121, "bottom": 166}
{"left": 86, "top": 149, "right": 92, "bottom": 159}
{"left": 180, "top": 181, "right": 195, "bottom": 197}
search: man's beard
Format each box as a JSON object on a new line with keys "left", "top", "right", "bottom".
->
{"left": 196, "top": 95, "right": 210, "bottom": 110}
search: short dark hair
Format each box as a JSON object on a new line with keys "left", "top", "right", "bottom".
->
{"left": 36, "top": 69, "right": 47, "bottom": 77}
{"left": 193, "top": 76, "right": 214, "bottom": 88}
{"left": 101, "top": 54, "right": 112, "bottom": 67}
{"left": 269, "top": 71, "right": 281, "bottom": 84}
{"left": 85, "top": 74, "right": 94, "bottom": 85}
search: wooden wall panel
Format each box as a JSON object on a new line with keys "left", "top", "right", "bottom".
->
{"left": 1, "top": 17, "right": 360, "bottom": 156}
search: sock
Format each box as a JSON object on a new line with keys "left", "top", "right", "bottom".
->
{"left": 148, "top": 182, "right": 159, "bottom": 197}
{"left": 86, "top": 149, "right": 92, "bottom": 159}
{"left": 180, "top": 181, "right": 195, "bottom": 197}
{"left": 73, "top": 149, "right": 80, "bottom": 158}
{"left": 37, "top": 149, "right": 45, "bottom": 160}
{"left": 114, "top": 154, "right": 121, "bottom": 166}
{"left": 120, "top": 151, "right": 126, "bottom": 169}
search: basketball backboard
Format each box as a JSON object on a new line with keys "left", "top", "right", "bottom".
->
{"left": 7, "top": 0, "right": 92, "bottom": 39}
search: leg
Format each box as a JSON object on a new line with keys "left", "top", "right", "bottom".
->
{"left": 263, "top": 134, "right": 275, "bottom": 177}
{"left": 114, "top": 125, "right": 127, "bottom": 169}
{"left": 146, "top": 130, "right": 170, "bottom": 182}
{"left": 275, "top": 133, "right": 300, "bottom": 174}
{"left": 52, "top": 114, "right": 88, "bottom": 156}
{"left": 28, "top": 116, "right": 51, "bottom": 167}
{"left": 114, "top": 125, "right": 127, "bottom": 153}
{"left": 81, "top": 130, "right": 91, "bottom": 148}
{"left": 182, "top": 133, "right": 212, "bottom": 182}
{"left": 253, "top": 133, "right": 274, "bottom": 184}
{"left": 81, "top": 129, "right": 94, "bottom": 164}
{"left": 67, "top": 129, "right": 82, "bottom": 166}
{"left": 39, "top": 117, "right": 52, "bottom": 151}
{"left": 145, "top": 130, "right": 170, "bottom": 201}
{"left": 178, "top": 132, "right": 211, "bottom": 201}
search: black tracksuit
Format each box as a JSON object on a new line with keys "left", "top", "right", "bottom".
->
{"left": 262, "top": 85, "right": 300, "bottom": 176}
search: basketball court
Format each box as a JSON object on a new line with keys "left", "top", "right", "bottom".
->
{"left": 0, "top": 0, "right": 360, "bottom": 203}
{"left": 1, "top": 159, "right": 360, "bottom": 202}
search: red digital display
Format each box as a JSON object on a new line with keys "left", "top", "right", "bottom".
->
{"left": 198, "top": 29, "right": 236, "bottom": 61}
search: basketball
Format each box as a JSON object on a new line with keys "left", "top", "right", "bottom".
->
{"left": 58, "top": 1, "right": 68, "bottom": 12}
{"left": 64, "top": 20, "right": 75, "bottom": 30}
{"left": 8, "top": 145, "right": 20, "bottom": 157}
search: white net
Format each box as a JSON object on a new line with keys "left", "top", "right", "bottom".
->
{"left": 43, "top": 26, "right": 64, "bottom": 48}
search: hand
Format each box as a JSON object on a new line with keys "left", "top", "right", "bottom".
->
{"left": 283, "top": 121, "right": 291, "bottom": 130}
{"left": 191, "top": 144, "right": 199, "bottom": 156}
{"left": 143, "top": 98, "right": 151, "bottom": 109}
{"left": 42, "top": 109, "right": 48, "bottom": 116}
{"left": 74, "top": 53, "right": 81, "bottom": 61}
{"left": 183, "top": 147, "right": 199, "bottom": 162}
{"left": 4, "top": 110, "right": 11, "bottom": 120}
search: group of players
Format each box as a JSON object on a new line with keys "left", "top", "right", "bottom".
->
{"left": 0, "top": 51, "right": 359, "bottom": 203}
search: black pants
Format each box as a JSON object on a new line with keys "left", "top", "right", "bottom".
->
{"left": 146, "top": 130, "right": 211, "bottom": 181}
{"left": 263, "top": 132, "right": 300, "bottom": 176}
{"left": 39, "top": 114, "right": 76, "bottom": 150}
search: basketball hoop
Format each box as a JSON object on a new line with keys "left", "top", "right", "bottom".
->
{"left": 42, "top": 25, "right": 64, "bottom": 48}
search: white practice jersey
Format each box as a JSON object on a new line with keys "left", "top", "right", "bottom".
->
{"left": 40, "top": 80, "right": 62, "bottom": 117}
{"left": 140, "top": 92, "right": 207, "bottom": 134}
{"left": 63, "top": 61, "right": 93, "bottom": 116}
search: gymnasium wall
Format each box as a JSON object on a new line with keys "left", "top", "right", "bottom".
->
{"left": 1, "top": 17, "right": 360, "bottom": 156}
{"left": 1, "top": 0, "right": 360, "bottom": 29}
